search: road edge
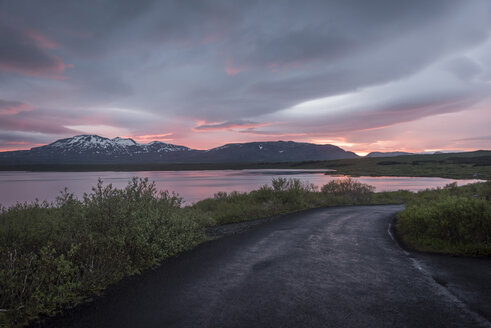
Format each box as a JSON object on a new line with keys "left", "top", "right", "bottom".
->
{"left": 388, "top": 216, "right": 491, "bottom": 327}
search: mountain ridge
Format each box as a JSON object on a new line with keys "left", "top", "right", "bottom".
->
{"left": 0, "top": 134, "right": 359, "bottom": 165}
{"left": 366, "top": 151, "right": 414, "bottom": 158}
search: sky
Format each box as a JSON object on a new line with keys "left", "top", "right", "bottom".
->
{"left": 1, "top": 0, "right": 491, "bottom": 155}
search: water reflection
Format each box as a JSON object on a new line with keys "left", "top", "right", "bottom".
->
{"left": 0, "top": 170, "right": 482, "bottom": 208}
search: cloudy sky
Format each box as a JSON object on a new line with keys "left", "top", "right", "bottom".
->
{"left": 1, "top": 0, "right": 491, "bottom": 155}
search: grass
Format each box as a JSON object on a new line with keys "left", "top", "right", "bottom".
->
{"left": 0, "top": 177, "right": 489, "bottom": 326}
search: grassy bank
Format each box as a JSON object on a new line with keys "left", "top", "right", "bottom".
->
{"left": 395, "top": 181, "right": 491, "bottom": 256}
{"left": 0, "top": 177, "right": 489, "bottom": 326}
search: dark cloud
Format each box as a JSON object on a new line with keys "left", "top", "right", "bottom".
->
{"left": 0, "top": 115, "right": 78, "bottom": 134}
{"left": 220, "top": 1, "right": 449, "bottom": 69}
{"left": 0, "top": 131, "right": 49, "bottom": 143}
{"left": 0, "top": 23, "right": 69, "bottom": 77}
{"left": 1, "top": 1, "right": 156, "bottom": 54}
{"left": 125, "top": 0, "right": 491, "bottom": 121}
{"left": 0, "top": 99, "right": 30, "bottom": 115}
{"left": 445, "top": 57, "right": 482, "bottom": 80}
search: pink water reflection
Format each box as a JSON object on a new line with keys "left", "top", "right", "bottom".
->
{"left": 0, "top": 170, "right": 482, "bottom": 208}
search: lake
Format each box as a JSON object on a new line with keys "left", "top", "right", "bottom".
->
{"left": 0, "top": 170, "right": 482, "bottom": 208}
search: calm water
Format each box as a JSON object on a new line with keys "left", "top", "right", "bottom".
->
{"left": 0, "top": 170, "right": 482, "bottom": 207}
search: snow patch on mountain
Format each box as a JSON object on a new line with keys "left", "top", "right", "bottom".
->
{"left": 112, "top": 137, "right": 137, "bottom": 147}
{"left": 208, "top": 145, "right": 231, "bottom": 152}
{"left": 43, "top": 135, "right": 191, "bottom": 154}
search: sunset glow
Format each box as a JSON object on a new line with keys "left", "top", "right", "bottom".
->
{"left": 126, "top": 134, "right": 174, "bottom": 143}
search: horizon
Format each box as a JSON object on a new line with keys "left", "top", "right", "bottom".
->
{"left": 1, "top": 1, "right": 491, "bottom": 154}
{"left": 1, "top": 133, "right": 484, "bottom": 157}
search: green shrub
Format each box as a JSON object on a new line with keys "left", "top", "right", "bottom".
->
{"left": 321, "top": 177, "right": 375, "bottom": 203}
{"left": 192, "top": 177, "right": 378, "bottom": 226}
{"left": 397, "top": 196, "right": 491, "bottom": 256}
{"left": 0, "top": 178, "right": 208, "bottom": 327}
{"left": 371, "top": 189, "right": 415, "bottom": 204}
{"left": 192, "top": 178, "right": 323, "bottom": 225}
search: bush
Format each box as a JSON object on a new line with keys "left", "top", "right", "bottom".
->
{"left": 192, "top": 178, "right": 323, "bottom": 225}
{"left": 371, "top": 189, "right": 415, "bottom": 204}
{"left": 397, "top": 196, "right": 491, "bottom": 256}
{"left": 192, "top": 177, "right": 378, "bottom": 226}
{"left": 321, "top": 177, "right": 375, "bottom": 203}
{"left": 0, "top": 178, "right": 209, "bottom": 327}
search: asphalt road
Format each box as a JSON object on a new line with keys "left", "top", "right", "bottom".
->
{"left": 40, "top": 205, "right": 491, "bottom": 328}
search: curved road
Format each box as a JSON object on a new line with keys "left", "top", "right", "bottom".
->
{"left": 41, "top": 205, "right": 491, "bottom": 328}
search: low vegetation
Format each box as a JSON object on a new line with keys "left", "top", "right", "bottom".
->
{"left": 293, "top": 150, "right": 491, "bottom": 180}
{"left": 0, "top": 177, "right": 489, "bottom": 326}
{"left": 396, "top": 181, "right": 491, "bottom": 256}
{"left": 192, "top": 177, "right": 380, "bottom": 225}
{"left": 0, "top": 178, "right": 211, "bottom": 327}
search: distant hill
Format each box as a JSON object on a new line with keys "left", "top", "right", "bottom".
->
{"left": 290, "top": 150, "right": 491, "bottom": 180}
{"left": 0, "top": 135, "right": 359, "bottom": 165}
{"left": 366, "top": 151, "right": 414, "bottom": 157}
{"left": 199, "top": 141, "right": 359, "bottom": 163}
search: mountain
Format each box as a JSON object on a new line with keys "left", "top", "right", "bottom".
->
{"left": 201, "top": 141, "right": 358, "bottom": 162}
{"left": 0, "top": 135, "right": 359, "bottom": 165}
{"left": 0, "top": 135, "right": 195, "bottom": 165}
{"left": 38, "top": 135, "right": 192, "bottom": 154}
{"left": 366, "top": 151, "right": 414, "bottom": 158}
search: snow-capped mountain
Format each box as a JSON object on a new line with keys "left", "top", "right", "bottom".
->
{"left": 0, "top": 135, "right": 195, "bottom": 165}
{"left": 0, "top": 135, "right": 359, "bottom": 165}
{"left": 40, "top": 135, "right": 191, "bottom": 155}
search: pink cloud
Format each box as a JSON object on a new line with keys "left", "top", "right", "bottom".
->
{"left": 25, "top": 29, "right": 58, "bottom": 49}
{"left": 125, "top": 133, "right": 174, "bottom": 143}
{"left": 0, "top": 57, "right": 73, "bottom": 79}
{"left": 0, "top": 142, "right": 44, "bottom": 152}
{"left": 225, "top": 66, "right": 243, "bottom": 75}
{"left": 194, "top": 120, "right": 270, "bottom": 131}
{"left": 225, "top": 59, "right": 245, "bottom": 75}
{"left": 0, "top": 115, "right": 79, "bottom": 134}
{"left": 298, "top": 106, "right": 491, "bottom": 154}
{"left": 0, "top": 100, "right": 32, "bottom": 115}
{"left": 0, "top": 24, "right": 72, "bottom": 79}
{"left": 237, "top": 129, "right": 306, "bottom": 137}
